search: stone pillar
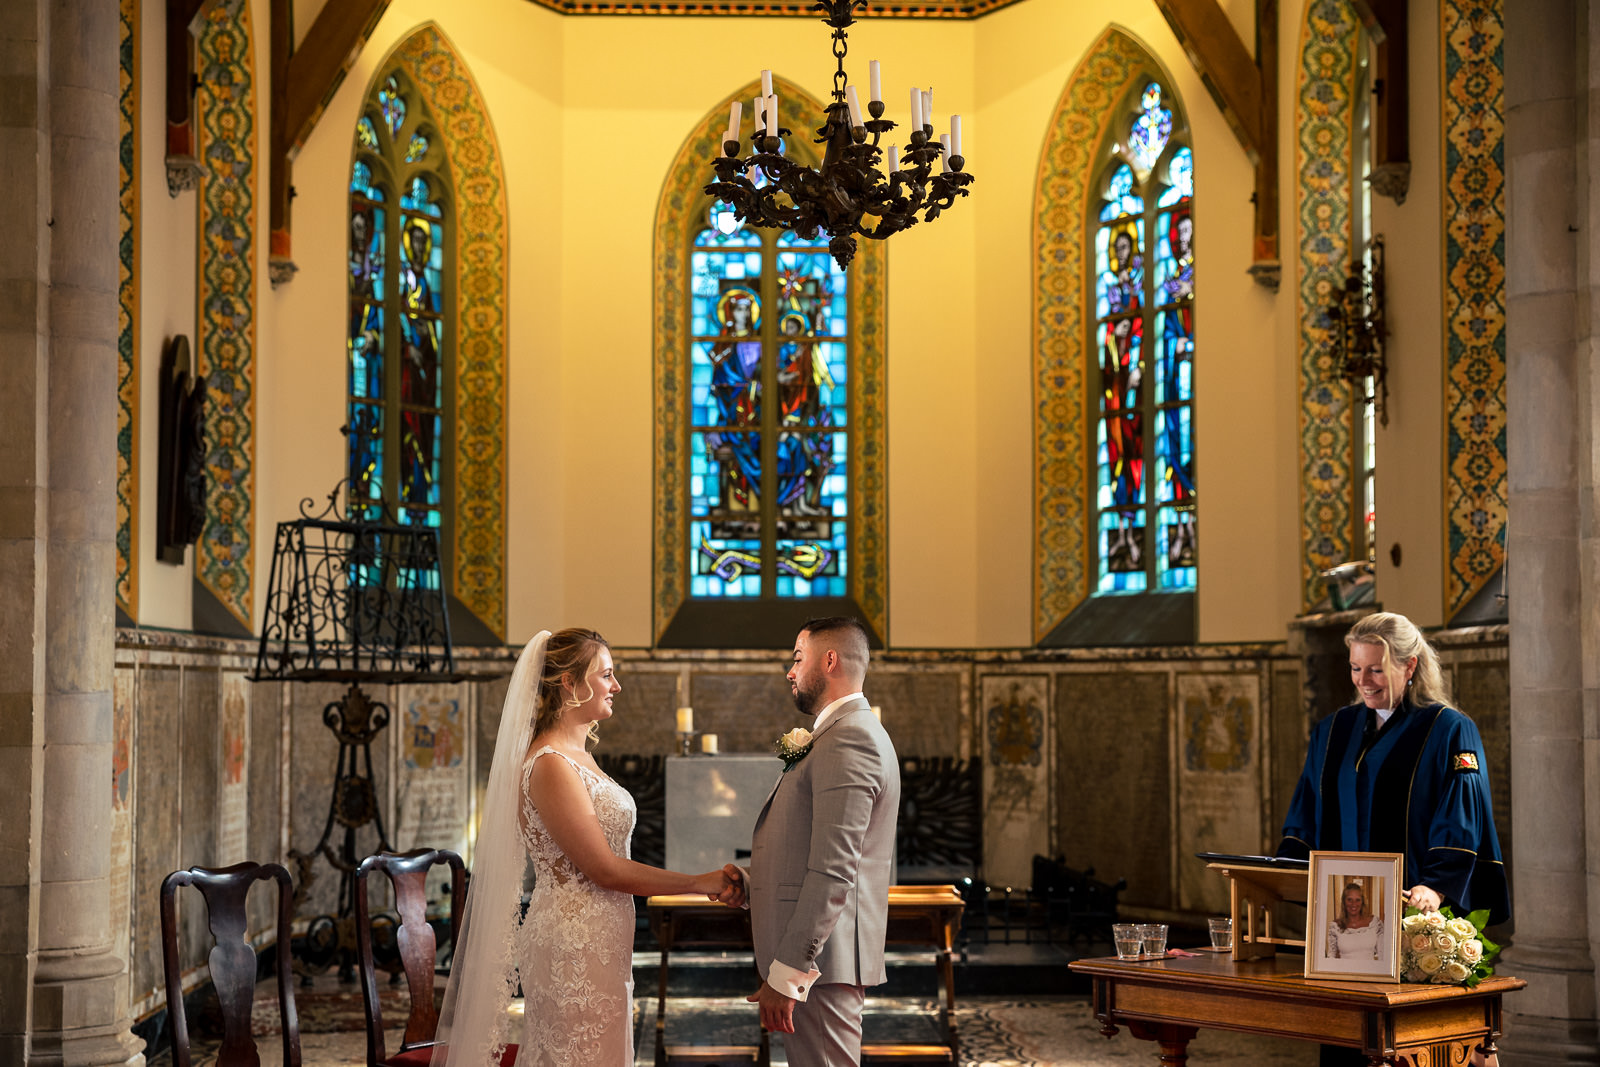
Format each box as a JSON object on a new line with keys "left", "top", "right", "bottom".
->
{"left": 1502, "top": 0, "right": 1600, "bottom": 1061}
{"left": 0, "top": 0, "right": 141, "bottom": 1063}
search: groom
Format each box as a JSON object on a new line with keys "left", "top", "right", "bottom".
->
{"left": 723, "top": 616, "right": 901, "bottom": 1066}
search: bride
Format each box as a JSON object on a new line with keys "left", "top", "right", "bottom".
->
{"left": 432, "top": 629, "right": 735, "bottom": 1066}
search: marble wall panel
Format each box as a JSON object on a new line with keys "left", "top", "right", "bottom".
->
{"left": 180, "top": 668, "right": 220, "bottom": 961}
{"left": 131, "top": 667, "right": 180, "bottom": 1001}
{"left": 1453, "top": 660, "right": 1512, "bottom": 869}
{"left": 601, "top": 669, "right": 681, "bottom": 755}
{"left": 1175, "top": 673, "right": 1261, "bottom": 916}
{"left": 980, "top": 674, "right": 1050, "bottom": 888}
{"left": 289, "top": 681, "right": 362, "bottom": 920}
{"left": 690, "top": 671, "right": 802, "bottom": 755}
{"left": 110, "top": 667, "right": 134, "bottom": 995}
{"left": 474, "top": 674, "right": 511, "bottom": 866}
{"left": 870, "top": 670, "right": 965, "bottom": 758}
{"left": 1054, "top": 671, "right": 1170, "bottom": 908}
{"left": 217, "top": 673, "right": 250, "bottom": 867}
{"left": 394, "top": 683, "right": 471, "bottom": 857}
{"left": 247, "top": 679, "right": 282, "bottom": 937}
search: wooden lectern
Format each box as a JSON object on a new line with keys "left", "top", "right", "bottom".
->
{"left": 1205, "top": 859, "right": 1307, "bottom": 960}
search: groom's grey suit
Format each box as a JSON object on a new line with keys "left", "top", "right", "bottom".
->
{"left": 748, "top": 697, "right": 900, "bottom": 1066}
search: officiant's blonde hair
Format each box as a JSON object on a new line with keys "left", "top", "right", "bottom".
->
{"left": 1346, "top": 612, "right": 1449, "bottom": 708}
{"left": 535, "top": 627, "right": 610, "bottom": 746}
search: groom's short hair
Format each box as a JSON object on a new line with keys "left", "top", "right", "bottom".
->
{"left": 800, "top": 616, "right": 870, "bottom": 678}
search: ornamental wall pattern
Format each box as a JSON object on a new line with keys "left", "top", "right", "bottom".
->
{"left": 1293, "top": 0, "right": 1361, "bottom": 610}
{"left": 117, "top": 0, "right": 138, "bottom": 617}
{"left": 1441, "top": 1, "right": 1507, "bottom": 620}
{"left": 651, "top": 79, "right": 889, "bottom": 644}
{"left": 1031, "top": 27, "right": 1162, "bottom": 641}
{"left": 387, "top": 25, "right": 511, "bottom": 639}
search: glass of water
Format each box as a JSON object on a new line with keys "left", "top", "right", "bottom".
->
{"left": 1208, "top": 917, "right": 1233, "bottom": 951}
{"left": 1137, "top": 922, "right": 1168, "bottom": 957}
{"left": 1113, "top": 923, "right": 1143, "bottom": 959}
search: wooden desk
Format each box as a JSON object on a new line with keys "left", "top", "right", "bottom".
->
{"left": 646, "top": 886, "right": 966, "bottom": 1064}
{"left": 1070, "top": 951, "right": 1524, "bottom": 1066}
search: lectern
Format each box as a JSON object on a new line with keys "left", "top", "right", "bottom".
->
{"left": 1203, "top": 857, "right": 1308, "bottom": 960}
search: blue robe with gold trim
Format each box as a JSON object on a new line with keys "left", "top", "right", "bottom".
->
{"left": 1278, "top": 699, "right": 1510, "bottom": 925}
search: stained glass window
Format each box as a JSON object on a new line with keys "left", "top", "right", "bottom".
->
{"left": 347, "top": 69, "right": 449, "bottom": 587}
{"left": 687, "top": 200, "right": 850, "bottom": 599}
{"left": 1092, "top": 85, "right": 1195, "bottom": 594}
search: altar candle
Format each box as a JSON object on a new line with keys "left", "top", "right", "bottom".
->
{"left": 922, "top": 88, "right": 933, "bottom": 131}
{"left": 754, "top": 96, "right": 765, "bottom": 132}
{"left": 701, "top": 733, "right": 719, "bottom": 754}
{"left": 950, "top": 114, "right": 962, "bottom": 159}
{"left": 886, "top": 144, "right": 900, "bottom": 172}
{"left": 868, "top": 60, "right": 882, "bottom": 104}
{"left": 676, "top": 706, "right": 694, "bottom": 733}
{"left": 761, "top": 69, "right": 773, "bottom": 98}
{"left": 909, "top": 87, "right": 923, "bottom": 133}
{"left": 845, "top": 85, "right": 864, "bottom": 129}
{"left": 767, "top": 94, "right": 781, "bottom": 148}
{"left": 728, "top": 101, "right": 743, "bottom": 138}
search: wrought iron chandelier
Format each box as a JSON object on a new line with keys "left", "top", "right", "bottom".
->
{"left": 1324, "top": 236, "right": 1389, "bottom": 425}
{"left": 705, "top": 0, "right": 974, "bottom": 271}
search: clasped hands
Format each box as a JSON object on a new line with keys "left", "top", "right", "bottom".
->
{"left": 700, "top": 862, "right": 747, "bottom": 907}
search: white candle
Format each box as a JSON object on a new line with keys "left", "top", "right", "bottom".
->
{"left": 676, "top": 706, "right": 694, "bottom": 733}
{"left": 922, "top": 89, "right": 933, "bottom": 131}
{"left": 909, "top": 86, "right": 923, "bottom": 132}
{"left": 950, "top": 114, "right": 962, "bottom": 159}
{"left": 728, "top": 100, "right": 743, "bottom": 138}
{"left": 886, "top": 144, "right": 900, "bottom": 172}
{"left": 869, "top": 60, "right": 882, "bottom": 104}
{"left": 761, "top": 69, "right": 773, "bottom": 98}
{"left": 767, "top": 93, "right": 780, "bottom": 145}
{"left": 754, "top": 96, "right": 765, "bottom": 132}
{"left": 700, "top": 733, "right": 719, "bottom": 754}
{"left": 939, "top": 134, "right": 951, "bottom": 172}
{"left": 845, "top": 85, "right": 864, "bottom": 128}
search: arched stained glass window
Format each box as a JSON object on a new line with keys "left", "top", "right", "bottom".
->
{"left": 348, "top": 71, "right": 449, "bottom": 586}
{"left": 688, "top": 194, "right": 851, "bottom": 600}
{"left": 1092, "top": 82, "right": 1195, "bottom": 594}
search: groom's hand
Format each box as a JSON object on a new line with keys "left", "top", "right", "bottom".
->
{"left": 714, "top": 863, "right": 747, "bottom": 907}
{"left": 747, "top": 982, "right": 797, "bottom": 1033}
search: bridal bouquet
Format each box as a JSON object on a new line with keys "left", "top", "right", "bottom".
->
{"left": 1399, "top": 907, "right": 1499, "bottom": 987}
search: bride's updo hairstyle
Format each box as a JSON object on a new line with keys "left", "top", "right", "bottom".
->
{"left": 1345, "top": 612, "right": 1449, "bottom": 708}
{"left": 533, "top": 627, "right": 611, "bottom": 740}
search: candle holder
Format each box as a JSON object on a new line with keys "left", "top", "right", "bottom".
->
{"left": 676, "top": 730, "right": 697, "bottom": 757}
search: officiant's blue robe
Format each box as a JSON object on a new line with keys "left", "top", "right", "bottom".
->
{"left": 1278, "top": 700, "right": 1511, "bottom": 925}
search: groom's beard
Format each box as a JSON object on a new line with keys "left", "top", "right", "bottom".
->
{"left": 791, "top": 674, "right": 826, "bottom": 716}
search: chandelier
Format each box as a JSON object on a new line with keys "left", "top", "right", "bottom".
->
{"left": 1324, "top": 236, "right": 1388, "bottom": 425}
{"left": 705, "top": 0, "right": 974, "bottom": 271}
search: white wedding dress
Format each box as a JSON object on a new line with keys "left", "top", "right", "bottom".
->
{"left": 517, "top": 747, "right": 638, "bottom": 1065}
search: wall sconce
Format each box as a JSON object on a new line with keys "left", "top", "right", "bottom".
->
{"left": 1324, "top": 236, "right": 1388, "bottom": 426}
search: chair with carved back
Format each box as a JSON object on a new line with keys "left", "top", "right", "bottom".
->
{"left": 159, "top": 861, "right": 301, "bottom": 1067}
{"left": 355, "top": 848, "right": 517, "bottom": 1067}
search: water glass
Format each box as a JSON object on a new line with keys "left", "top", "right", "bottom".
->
{"left": 1208, "top": 917, "right": 1233, "bottom": 951}
{"left": 1112, "top": 923, "right": 1143, "bottom": 959}
{"left": 1137, "top": 922, "right": 1168, "bottom": 957}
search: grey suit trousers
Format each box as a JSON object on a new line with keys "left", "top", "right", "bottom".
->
{"left": 783, "top": 982, "right": 865, "bottom": 1067}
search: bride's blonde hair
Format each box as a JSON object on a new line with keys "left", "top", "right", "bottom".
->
{"left": 532, "top": 627, "right": 611, "bottom": 746}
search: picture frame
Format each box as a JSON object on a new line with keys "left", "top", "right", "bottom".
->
{"left": 1305, "top": 851, "right": 1403, "bottom": 982}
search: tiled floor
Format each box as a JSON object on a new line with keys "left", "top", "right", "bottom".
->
{"left": 147, "top": 993, "right": 1317, "bottom": 1066}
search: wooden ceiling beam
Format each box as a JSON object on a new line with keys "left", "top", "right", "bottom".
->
{"left": 269, "top": 0, "right": 391, "bottom": 284}
{"left": 1349, "top": 0, "right": 1410, "bottom": 203}
{"left": 1153, "top": 0, "right": 1281, "bottom": 289}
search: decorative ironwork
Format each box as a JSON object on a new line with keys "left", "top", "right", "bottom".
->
{"left": 1324, "top": 235, "right": 1388, "bottom": 425}
{"left": 896, "top": 757, "right": 981, "bottom": 876}
{"left": 705, "top": 0, "right": 973, "bottom": 271}
{"left": 253, "top": 480, "right": 460, "bottom": 979}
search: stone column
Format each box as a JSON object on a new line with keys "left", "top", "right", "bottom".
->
{"left": 1502, "top": 0, "right": 1600, "bottom": 1061}
{"left": 4, "top": 0, "right": 142, "bottom": 1063}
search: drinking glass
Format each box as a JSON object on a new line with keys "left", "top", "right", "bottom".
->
{"left": 1137, "top": 922, "right": 1168, "bottom": 957}
{"left": 1112, "top": 923, "right": 1143, "bottom": 959}
{"left": 1208, "top": 917, "right": 1233, "bottom": 951}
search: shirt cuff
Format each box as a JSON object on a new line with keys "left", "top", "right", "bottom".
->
{"left": 767, "top": 958, "right": 822, "bottom": 1002}
{"left": 735, "top": 865, "right": 752, "bottom": 911}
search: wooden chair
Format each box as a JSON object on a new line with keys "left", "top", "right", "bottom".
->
{"left": 159, "top": 861, "right": 301, "bottom": 1067}
{"left": 356, "top": 848, "right": 517, "bottom": 1067}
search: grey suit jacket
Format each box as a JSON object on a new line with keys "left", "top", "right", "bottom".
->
{"left": 748, "top": 698, "right": 901, "bottom": 988}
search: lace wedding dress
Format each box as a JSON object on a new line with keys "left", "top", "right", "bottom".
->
{"left": 517, "top": 746, "right": 638, "bottom": 1065}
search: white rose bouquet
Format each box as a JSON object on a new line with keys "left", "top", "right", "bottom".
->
{"left": 1399, "top": 906, "right": 1499, "bottom": 987}
{"left": 774, "top": 727, "right": 814, "bottom": 771}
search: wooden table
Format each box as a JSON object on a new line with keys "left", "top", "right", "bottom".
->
{"left": 646, "top": 885, "right": 966, "bottom": 1065}
{"left": 1070, "top": 950, "right": 1524, "bottom": 1066}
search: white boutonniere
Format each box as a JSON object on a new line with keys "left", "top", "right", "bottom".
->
{"left": 774, "top": 727, "right": 814, "bottom": 771}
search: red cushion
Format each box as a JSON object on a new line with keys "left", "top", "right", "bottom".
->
{"left": 382, "top": 1044, "right": 519, "bottom": 1067}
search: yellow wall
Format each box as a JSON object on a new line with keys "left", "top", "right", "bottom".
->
{"left": 131, "top": 0, "right": 1455, "bottom": 649}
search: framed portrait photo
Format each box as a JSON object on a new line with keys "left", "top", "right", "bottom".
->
{"left": 1305, "top": 851, "right": 1403, "bottom": 982}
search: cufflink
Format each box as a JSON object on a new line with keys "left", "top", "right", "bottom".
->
{"left": 797, "top": 985, "right": 806, "bottom": 993}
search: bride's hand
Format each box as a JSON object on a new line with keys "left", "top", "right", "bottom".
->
{"left": 694, "top": 869, "right": 729, "bottom": 899}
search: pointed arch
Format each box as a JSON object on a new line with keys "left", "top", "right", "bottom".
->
{"left": 194, "top": 1, "right": 259, "bottom": 629}
{"left": 652, "top": 78, "right": 888, "bottom": 645}
{"left": 1293, "top": 1, "right": 1362, "bottom": 609}
{"left": 1031, "top": 26, "right": 1185, "bottom": 642}
{"left": 363, "top": 23, "right": 509, "bottom": 639}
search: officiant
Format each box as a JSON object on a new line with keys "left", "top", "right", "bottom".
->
{"left": 1276, "top": 612, "right": 1510, "bottom": 926}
